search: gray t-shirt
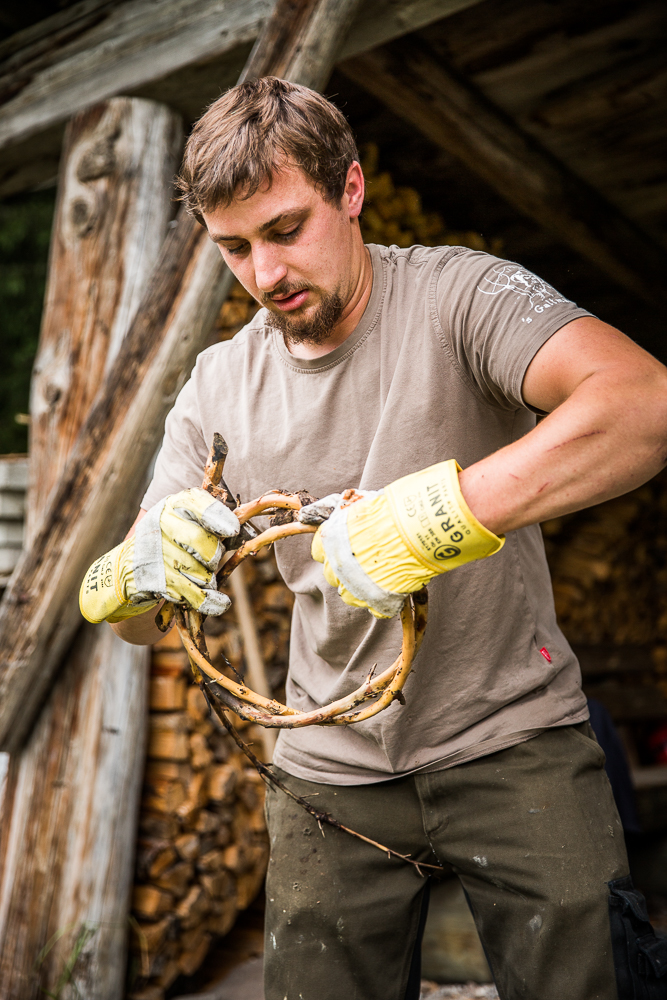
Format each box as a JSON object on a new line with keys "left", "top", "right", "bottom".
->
{"left": 143, "top": 244, "right": 592, "bottom": 784}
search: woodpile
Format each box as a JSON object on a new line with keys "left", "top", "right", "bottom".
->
{"left": 543, "top": 472, "right": 667, "bottom": 651}
{"left": 543, "top": 472, "right": 667, "bottom": 817}
{"left": 358, "top": 143, "right": 503, "bottom": 255}
{"left": 128, "top": 547, "right": 292, "bottom": 1000}
{"left": 214, "top": 281, "right": 259, "bottom": 343}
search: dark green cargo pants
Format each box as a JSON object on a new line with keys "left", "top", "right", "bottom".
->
{"left": 264, "top": 724, "right": 630, "bottom": 1000}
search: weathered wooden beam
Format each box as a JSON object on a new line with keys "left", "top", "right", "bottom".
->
{"left": 240, "top": 0, "right": 363, "bottom": 91}
{"left": 0, "top": 630, "right": 150, "bottom": 999}
{"left": 27, "top": 100, "right": 183, "bottom": 531}
{"left": 0, "top": 0, "right": 363, "bottom": 751}
{"left": 0, "top": 191, "right": 230, "bottom": 755}
{"left": 0, "top": 96, "right": 180, "bottom": 999}
{"left": 0, "top": 0, "right": 484, "bottom": 198}
{"left": 340, "top": 38, "right": 667, "bottom": 309}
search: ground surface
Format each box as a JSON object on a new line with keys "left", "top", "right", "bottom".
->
{"left": 172, "top": 960, "right": 498, "bottom": 1000}
{"left": 420, "top": 984, "right": 498, "bottom": 999}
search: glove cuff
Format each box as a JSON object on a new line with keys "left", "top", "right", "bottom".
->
{"left": 79, "top": 540, "right": 133, "bottom": 623}
{"left": 318, "top": 495, "right": 407, "bottom": 619}
{"left": 384, "top": 459, "right": 504, "bottom": 573}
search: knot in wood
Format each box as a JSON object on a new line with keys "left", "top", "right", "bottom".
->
{"left": 69, "top": 197, "right": 96, "bottom": 237}
{"left": 76, "top": 128, "right": 120, "bottom": 183}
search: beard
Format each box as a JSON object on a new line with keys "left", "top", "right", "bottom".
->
{"left": 263, "top": 282, "right": 345, "bottom": 347}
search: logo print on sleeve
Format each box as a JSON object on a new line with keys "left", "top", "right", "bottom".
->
{"left": 477, "top": 264, "right": 568, "bottom": 314}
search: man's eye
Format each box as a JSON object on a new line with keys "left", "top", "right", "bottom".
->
{"left": 275, "top": 224, "right": 302, "bottom": 242}
{"left": 226, "top": 243, "right": 248, "bottom": 256}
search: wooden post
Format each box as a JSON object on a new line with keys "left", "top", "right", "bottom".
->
{"left": 0, "top": 0, "right": 362, "bottom": 753}
{"left": 0, "top": 97, "right": 182, "bottom": 1000}
{"left": 229, "top": 563, "right": 277, "bottom": 759}
{"left": 26, "top": 98, "right": 183, "bottom": 534}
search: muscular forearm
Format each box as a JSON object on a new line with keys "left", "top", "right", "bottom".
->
{"left": 460, "top": 365, "right": 667, "bottom": 535}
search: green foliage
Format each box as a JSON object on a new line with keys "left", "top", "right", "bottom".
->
{"left": 35, "top": 920, "right": 97, "bottom": 999}
{"left": 0, "top": 190, "right": 55, "bottom": 453}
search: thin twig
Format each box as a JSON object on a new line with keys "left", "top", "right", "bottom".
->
{"left": 176, "top": 613, "right": 417, "bottom": 727}
{"left": 204, "top": 689, "right": 443, "bottom": 877}
{"left": 171, "top": 434, "right": 440, "bottom": 875}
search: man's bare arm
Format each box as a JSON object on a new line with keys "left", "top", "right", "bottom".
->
{"left": 459, "top": 316, "right": 667, "bottom": 534}
{"left": 108, "top": 509, "right": 167, "bottom": 645}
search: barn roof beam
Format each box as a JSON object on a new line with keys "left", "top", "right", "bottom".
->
{"left": 341, "top": 37, "right": 667, "bottom": 310}
{"left": 0, "top": 0, "right": 483, "bottom": 198}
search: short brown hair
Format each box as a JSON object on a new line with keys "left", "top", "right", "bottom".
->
{"left": 178, "top": 77, "right": 359, "bottom": 223}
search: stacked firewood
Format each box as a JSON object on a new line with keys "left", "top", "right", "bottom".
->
{"left": 203, "top": 547, "right": 293, "bottom": 704}
{"left": 128, "top": 549, "right": 292, "bottom": 1000}
{"left": 359, "top": 143, "right": 503, "bottom": 255}
{"left": 542, "top": 472, "right": 667, "bottom": 651}
{"left": 214, "top": 280, "right": 259, "bottom": 342}
{"left": 542, "top": 472, "right": 667, "bottom": 764}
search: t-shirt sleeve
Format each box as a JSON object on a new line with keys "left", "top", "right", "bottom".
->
{"left": 436, "top": 250, "right": 594, "bottom": 409}
{"left": 141, "top": 370, "right": 210, "bottom": 510}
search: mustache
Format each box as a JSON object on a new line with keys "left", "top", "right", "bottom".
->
{"left": 261, "top": 280, "right": 314, "bottom": 305}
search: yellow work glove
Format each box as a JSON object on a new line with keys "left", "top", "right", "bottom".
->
{"left": 79, "top": 488, "right": 240, "bottom": 624}
{"left": 302, "top": 461, "right": 504, "bottom": 618}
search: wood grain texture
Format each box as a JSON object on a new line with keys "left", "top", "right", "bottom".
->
{"left": 0, "top": 0, "right": 267, "bottom": 149}
{"left": 340, "top": 38, "right": 667, "bottom": 308}
{"left": 0, "top": 219, "right": 230, "bottom": 752}
{"left": 0, "top": 97, "right": 180, "bottom": 1000}
{"left": 420, "top": 0, "right": 667, "bottom": 252}
{"left": 0, "top": 0, "right": 483, "bottom": 196}
{"left": 27, "top": 97, "right": 183, "bottom": 539}
{"left": 242, "top": 0, "right": 362, "bottom": 92}
{"left": 0, "top": 628, "right": 149, "bottom": 998}
{"left": 0, "top": 0, "right": 361, "bottom": 750}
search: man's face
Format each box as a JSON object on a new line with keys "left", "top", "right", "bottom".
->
{"left": 202, "top": 161, "right": 364, "bottom": 346}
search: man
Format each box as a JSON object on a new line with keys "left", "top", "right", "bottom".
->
{"left": 80, "top": 78, "right": 667, "bottom": 999}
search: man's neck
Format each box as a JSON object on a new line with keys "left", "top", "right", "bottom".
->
{"left": 285, "top": 244, "right": 373, "bottom": 360}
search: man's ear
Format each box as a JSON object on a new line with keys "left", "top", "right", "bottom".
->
{"left": 345, "top": 161, "right": 365, "bottom": 220}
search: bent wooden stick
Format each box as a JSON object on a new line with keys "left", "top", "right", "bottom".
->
{"left": 174, "top": 435, "right": 428, "bottom": 730}
{"left": 176, "top": 436, "right": 437, "bottom": 876}
{"left": 212, "top": 698, "right": 443, "bottom": 876}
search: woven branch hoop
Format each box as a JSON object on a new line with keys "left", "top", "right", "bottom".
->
{"left": 160, "top": 435, "right": 428, "bottom": 729}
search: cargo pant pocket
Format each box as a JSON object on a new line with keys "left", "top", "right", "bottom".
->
{"left": 608, "top": 875, "right": 667, "bottom": 998}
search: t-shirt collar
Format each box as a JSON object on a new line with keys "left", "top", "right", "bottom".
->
{"left": 272, "top": 244, "right": 384, "bottom": 371}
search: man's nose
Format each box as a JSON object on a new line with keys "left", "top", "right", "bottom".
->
{"left": 252, "top": 244, "right": 288, "bottom": 294}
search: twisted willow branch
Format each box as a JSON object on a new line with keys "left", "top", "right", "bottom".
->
{"left": 207, "top": 687, "right": 443, "bottom": 876}
{"left": 159, "top": 434, "right": 439, "bottom": 874}
{"left": 160, "top": 433, "right": 428, "bottom": 729}
{"left": 174, "top": 591, "right": 426, "bottom": 728}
